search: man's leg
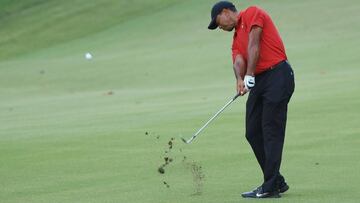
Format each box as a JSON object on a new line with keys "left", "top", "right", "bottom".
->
{"left": 245, "top": 87, "right": 265, "bottom": 173}
{"left": 242, "top": 83, "right": 269, "bottom": 198}
{"left": 261, "top": 62, "right": 295, "bottom": 192}
{"left": 261, "top": 99, "right": 289, "bottom": 192}
{"left": 246, "top": 98, "right": 288, "bottom": 188}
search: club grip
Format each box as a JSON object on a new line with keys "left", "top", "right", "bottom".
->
{"left": 233, "top": 92, "right": 241, "bottom": 100}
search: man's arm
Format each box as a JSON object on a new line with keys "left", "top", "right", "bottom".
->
{"left": 233, "top": 54, "right": 246, "bottom": 80}
{"left": 233, "top": 54, "right": 247, "bottom": 95}
{"left": 246, "top": 26, "right": 262, "bottom": 76}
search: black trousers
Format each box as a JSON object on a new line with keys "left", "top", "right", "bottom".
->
{"left": 245, "top": 60, "right": 295, "bottom": 192}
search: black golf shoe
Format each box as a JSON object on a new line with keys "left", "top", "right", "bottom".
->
{"left": 241, "top": 187, "right": 260, "bottom": 198}
{"left": 279, "top": 182, "right": 289, "bottom": 193}
{"left": 241, "top": 186, "right": 281, "bottom": 198}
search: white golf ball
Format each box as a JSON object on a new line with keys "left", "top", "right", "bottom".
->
{"left": 85, "top": 52, "right": 93, "bottom": 60}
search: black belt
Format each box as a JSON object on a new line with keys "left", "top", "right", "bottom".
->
{"left": 258, "top": 60, "right": 287, "bottom": 75}
{"left": 270, "top": 60, "right": 287, "bottom": 70}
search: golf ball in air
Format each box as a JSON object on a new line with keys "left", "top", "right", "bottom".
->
{"left": 85, "top": 52, "right": 93, "bottom": 60}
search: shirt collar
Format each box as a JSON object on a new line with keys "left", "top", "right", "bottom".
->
{"left": 235, "top": 11, "right": 243, "bottom": 29}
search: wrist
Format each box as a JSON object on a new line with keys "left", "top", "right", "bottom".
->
{"left": 245, "top": 72, "right": 255, "bottom": 77}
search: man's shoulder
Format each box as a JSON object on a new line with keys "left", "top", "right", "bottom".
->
{"left": 244, "top": 5, "right": 267, "bottom": 15}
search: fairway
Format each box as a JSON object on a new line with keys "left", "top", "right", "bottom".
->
{"left": 1, "top": 0, "right": 360, "bottom": 202}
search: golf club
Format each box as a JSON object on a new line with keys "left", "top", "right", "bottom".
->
{"left": 181, "top": 92, "right": 241, "bottom": 144}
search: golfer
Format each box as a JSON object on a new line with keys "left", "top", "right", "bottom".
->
{"left": 208, "top": 1, "right": 295, "bottom": 198}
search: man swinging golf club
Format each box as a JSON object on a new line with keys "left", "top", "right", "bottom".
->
{"left": 208, "top": 1, "right": 295, "bottom": 198}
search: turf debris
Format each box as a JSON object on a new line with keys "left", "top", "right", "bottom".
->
{"left": 156, "top": 137, "right": 205, "bottom": 194}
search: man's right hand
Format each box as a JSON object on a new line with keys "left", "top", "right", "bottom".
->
{"left": 237, "top": 80, "right": 248, "bottom": 96}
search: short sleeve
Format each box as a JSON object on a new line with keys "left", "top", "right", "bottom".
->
{"left": 246, "top": 6, "right": 266, "bottom": 30}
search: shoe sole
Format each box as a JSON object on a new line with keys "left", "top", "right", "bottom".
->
{"left": 241, "top": 194, "right": 281, "bottom": 198}
{"left": 241, "top": 191, "right": 281, "bottom": 199}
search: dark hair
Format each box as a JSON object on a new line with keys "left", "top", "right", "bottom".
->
{"left": 228, "top": 6, "right": 237, "bottom": 12}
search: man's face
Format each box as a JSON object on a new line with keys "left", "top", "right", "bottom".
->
{"left": 216, "top": 9, "right": 236, "bottom": 31}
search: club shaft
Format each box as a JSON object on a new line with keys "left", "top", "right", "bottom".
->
{"left": 187, "top": 94, "right": 239, "bottom": 143}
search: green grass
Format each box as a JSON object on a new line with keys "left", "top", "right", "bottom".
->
{"left": 1, "top": 0, "right": 360, "bottom": 202}
{"left": 0, "top": 0, "right": 179, "bottom": 60}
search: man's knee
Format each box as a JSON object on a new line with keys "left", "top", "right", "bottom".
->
{"left": 245, "top": 128, "right": 261, "bottom": 144}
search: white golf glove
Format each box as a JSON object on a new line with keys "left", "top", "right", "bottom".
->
{"left": 244, "top": 75, "right": 255, "bottom": 90}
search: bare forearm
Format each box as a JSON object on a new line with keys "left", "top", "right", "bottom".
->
{"left": 246, "top": 26, "right": 262, "bottom": 76}
{"left": 246, "top": 45, "right": 259, "bottom": 76}
{"left": 233, "top": 55, "right": 246, "bottom": 80}
{"left": 233, "top": 54, "right": 248, "bottom": 95}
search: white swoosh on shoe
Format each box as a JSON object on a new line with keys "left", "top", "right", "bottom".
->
{"left": 256, "top": 193, "right": 268, "bottom": 198}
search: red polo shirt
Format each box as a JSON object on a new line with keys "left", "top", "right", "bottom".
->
{"left": 232, "top": 6, "right": 287, "bottom": 75}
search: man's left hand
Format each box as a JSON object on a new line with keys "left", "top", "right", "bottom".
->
{"left": 244, "top": 75, "right": 255, "bottom": 90}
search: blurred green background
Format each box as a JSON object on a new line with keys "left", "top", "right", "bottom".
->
{"left": 0, "top": 0, "right": 359, "bottom": 202}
